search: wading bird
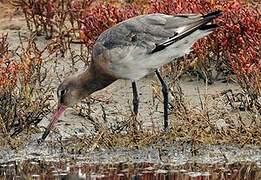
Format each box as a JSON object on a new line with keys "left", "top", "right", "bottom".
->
{"left": 40, "top": 10, "right": 222, "bottom": 141}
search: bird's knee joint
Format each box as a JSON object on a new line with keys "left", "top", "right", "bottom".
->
{"left": 133, "top": 98, "right": 139, "bottom": 104}
{"left": 161, "top": 85, "right": 168, "bottom": 94}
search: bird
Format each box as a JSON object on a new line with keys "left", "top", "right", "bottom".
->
{"left": 40, "top": 10, "right": 222, "bottom": 141}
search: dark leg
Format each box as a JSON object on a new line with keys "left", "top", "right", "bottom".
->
{"left": 132, "top": 81, "right": 139, "bottom": 115}
{"left": 155, "top": 70, "right": 169, "bottom": 130}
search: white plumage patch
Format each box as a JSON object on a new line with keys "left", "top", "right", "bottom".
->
{"left": 108, "top": 29, "right": 212, "bottom": 80}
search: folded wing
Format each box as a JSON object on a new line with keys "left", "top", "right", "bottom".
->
{"left": 92, "top": 11, "right": 221, "bottom": 80}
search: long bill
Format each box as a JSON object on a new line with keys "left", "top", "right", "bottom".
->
{"left": 39, "top": 104, "right": 66, "bottom": 143}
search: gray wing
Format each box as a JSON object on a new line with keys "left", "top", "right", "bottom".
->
{"left": 92, "top": 13, "right": 196, "bottom": 56}
{"left": 92, "top": 11, "right": 221, "bottom": 59}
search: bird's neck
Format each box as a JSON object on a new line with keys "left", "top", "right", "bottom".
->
{"left": 78, "top": 63, "right": 117, "bottom": 97}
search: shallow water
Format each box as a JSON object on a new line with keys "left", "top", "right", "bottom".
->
{"left": 0, "top": 160, "right": 260, "bottom": 179}
{"left": 0, "top": 142, "right": 260, "bottom": 179}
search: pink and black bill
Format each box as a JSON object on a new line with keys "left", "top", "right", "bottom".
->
{"left": 38, "top": 104, "right": 66, "bottom": 143}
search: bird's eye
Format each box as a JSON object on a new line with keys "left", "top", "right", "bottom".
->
{"left": 58, "top": 89, "right": 68, "bottom": 97}
{"left": 61, "top": 89, "right": 66, "bottom": 95}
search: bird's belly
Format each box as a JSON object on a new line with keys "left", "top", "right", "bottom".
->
{"left": 106, "top": 46, "right": 152, "bottom": 80}
{"left": 105, "top": 31, "right": 202, "bottom": 80}
{"left": 108, "top": 63, "right": 151, "bottom": 80}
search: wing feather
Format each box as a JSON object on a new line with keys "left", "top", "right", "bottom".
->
{"left": 92, "top": 11, "right": 221, "bottom": 61}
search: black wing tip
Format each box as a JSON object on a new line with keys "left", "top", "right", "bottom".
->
{"left": 150, "top": 10, "right": 222, "bottom": 54}
{"left": 199, "top": 24, "right": 219, "bottom": 30}
{"left": 203, "top": 10, "right": 222, "bottom": 18}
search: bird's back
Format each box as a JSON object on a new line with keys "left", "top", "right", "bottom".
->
{"left": 92, "top": 14, "right": 174, "bottom": 56}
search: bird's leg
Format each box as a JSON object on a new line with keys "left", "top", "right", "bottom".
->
{"left": 155, "top": 70, "right": 169, "bottom": 130}
{"left": 132, "top": 81, "right": 139, "bottom": 115}
{"left": 131, "top": 81, "right": 139, "bottom": 136}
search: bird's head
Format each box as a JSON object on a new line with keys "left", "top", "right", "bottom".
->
{"left": 38, "top": 68, "right": 116, "bottom": 143}
{"left": 57, "top": 76, "right": 83, "bottom": 107}
{"left": 39, "top": 74, "right": 87, "bottom": 142}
